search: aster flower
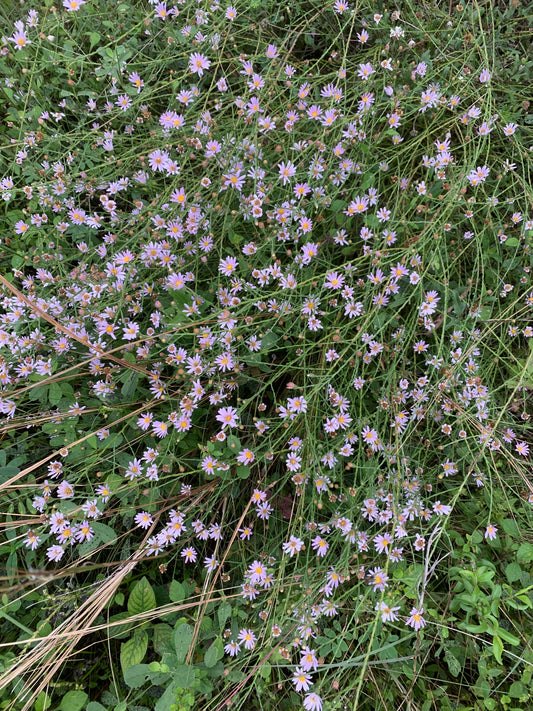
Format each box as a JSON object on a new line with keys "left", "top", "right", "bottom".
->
{"left": 485, "top": 524, "right": 498, "bottom": 541}
{"left": 189, "top": 52, "right": 211, "bottom": 76}
{"left": 63, "top": 0, "right": 86, "bottom": 10}
{"left": 406, "top": 607, "right": 427, "bottom": 631}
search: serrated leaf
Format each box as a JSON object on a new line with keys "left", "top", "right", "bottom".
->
{"left": 259, "top": 663, "right": 271, "bottom": 679}
{"left": 225, "top": 435, "right": 241, "bottom": 450}
{"left": 128, "top": 576, "right": 156, "bottom": 616}
{"left": 120, "top": 630, "right": 148, "bottom": 672}
{"left": 174, "top": 622, "right": 193, "bottom": 663}
{"left": 261, "top": 331, "right": 278, "bottom": 351}
{"left": 509, "top": 681, "right": 527, "bottom": 698}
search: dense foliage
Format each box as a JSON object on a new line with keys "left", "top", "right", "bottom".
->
{"left": 0, "top": 1, "right": 532, "bottom": 710}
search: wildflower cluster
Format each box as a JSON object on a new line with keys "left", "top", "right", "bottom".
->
{"left": 0, "top": 1, "right": 532, "bottom": 709}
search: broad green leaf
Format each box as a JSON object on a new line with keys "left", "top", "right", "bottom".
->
{"left": 91, "top": 522, "right": 117, "bottom": 544}
{"left": 225, "top": 435, "right": 241, "bottom": 450}
{"left": 173, "top": 665, "right": 195, "bottom": 688}
{"left": 501, "top": 518, "right": 520, "bottom": 537}
{"left": 6, "top": 551, "right": 17, "bottom": 584}
{"left": 261, "top": 331, "right": 278, "bottom": 351}
{"left": 517, "top": 542, "right": 533, "bottom": 564}
{"left": 120, "top": 629, "right": 148, "bottom": 672}
{"left": 505, "top": 562, "right": 522, "bottom": 583}
{"left": 87, "top": 704, "right": 107, "bottom": 711}
{"left": 58, "top": 691, "right": 88, "bottom": 711}
{"left": 217, "top": 601, "right": 231, "bottom": 629}
{"left": 174, "top": 622, "right": 193, "bottom": 663}
{"left": 48, "top": 382, "right": 63, "bottom": 406}
{"left": 155, "top": 682, "right": 178, "bottom": 711}
{"left": 107, "top": 612, "right": 133, "bottom": 639}
{"left": 121, "top": 371, "right": 139, "bottom": 401}
{"left": 169, "top": 580, "right": 184, "bottom": 603}
{"left": 124, "top": 663, "right": 151, "bottom": 688}
{"left": 128, "top": 576, "right": 156, "bottom": 616}
{"left": 153, "top": 623, "right": 174, "bottom": 655}
{"left": 204, "top": 638, "right": 223, "bottom": 668}
{"left": 509, "top": 681, "right": 527, "bottom": 698}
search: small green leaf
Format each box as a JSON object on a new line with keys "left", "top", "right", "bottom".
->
{"left": 492, "top": 634, "right": 503, "bottom": 664}
{"left": 87, "top": 704, "right": 107, "bottom": 711}
{"left": 444, "top": 649, "right": 461, "bottom": 677}
{"left": 204, "top": 638, "right": 223, "bottom": 668}
{"left": 120, "top": 629, "right": 148, "bottom": 672}
{"left": 217, "top": 601, "right": 231, "bottom": 629}
{"left": 88, "top": 32, "right": 101, "bottom": 49}
{"left": 58, "top": 691, "right": 88, "bottom": 711}
{"left": 174, "top": 622, "right": 194, "bottom": 663}
{"left": 35, "top": 691, "right": 52, "bottom": 711}
{"left": 121, "top": 371, "right": 139, "bottom": 401}
{"left": 259, "top": 663, "right": 271, "bottom": 679}
{"left": 225, "top": 435, "right": 241, "bottom": 450}
{"left": 509, "top": 681, "right": 527, "bottom": 698}
{"left": 128, "top": 576, "right": 156, "bottom": 616}
{"left": 260, "top": 331, "right": 278, "bottom": 351}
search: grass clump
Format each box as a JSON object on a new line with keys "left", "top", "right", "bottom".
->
{"left": 0, "top": 0, "right": 532, "bottom": 710}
